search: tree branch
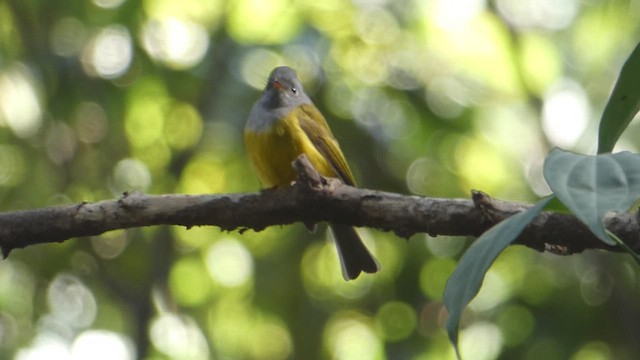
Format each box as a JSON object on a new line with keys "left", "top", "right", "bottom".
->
{"left": 1, "top": 156, "right": 639, "bottom": 257}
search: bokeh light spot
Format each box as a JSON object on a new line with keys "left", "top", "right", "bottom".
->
{"left": 542, "top": 78, "right": 590, "bottom": 149}
{"left": 301, "top": 234, "right": 376, "bottom": 302}
{"left": 470, "top": 270, "right": 510, "bottom": 312}
{"left": 141, "top": 17, "right": 209, "bottom": 70}
{"left": 406, "top": 158, "right": 440, "bottom": 195}
{"left": 169, "top": 257, "right": 212, "bottom": 306}
{"left": 0, "top": 64, "right": 43, "bottom": 138}
{"left": 0, "top": 260, "right": 36, "bottom": 317}
{"left": 519, "top": 264, "right": 556, "bottom": 305}
{"left": 206, "top": 238, "right": 253, "bottom": 287}
{"left": 71, "top": 330, "right": 135, "bottom": 360}
{"left": 375, "top": 301, "right": 417, "bottom": 342}
{"left": 207, "top": 300, "right": 254, "bottom": 357}
{"left": 419, "top": 258, "right": 456, "bottom": 300}
{"left": 324, "top": 314, "right": 382, "bottom": 360}
{"left": 248, "top": 321, "right": 293, "bottom": 360}
{"left": 15, "top": 334, "right": 71, "bottom": 360}
{"left": 342, "top": 45, "right": 388, "bottom": 85}
{"left": 93, "top": 0, "right": 126, "bottom": 9}
{"left": 571, "top": 341, "right": 612, "bottom": 360}
{"left": 579, "top": 268, "right": 613, "bottom": 306}
{"left": 519, "top": 34, "right": 561, "bottom": 95}
{"left": 150, "top": 314, "right": 210, "bottom": 359}
{"left": 351, "top": 88, "right": 407, "bottom": 140}
{"left": 496, "top": 0, "right": 579, "bottom": 30}
{"left": 179, "top": 154, "right": 228, "bottom": 194}
{"left": 90, "top": 230, "right": 128, "bottom": 260}
{"left": 240, "top": 49, "right": 284, "bottom": 90}
{"left": 124, "top": 98, "right": 166, "bottom": 149}
{"left": 425, "top": 235, "right": 467, "bottom": 258}
{"left": 46, "top": 121, "right": 77, "bottom": 165}
{"left": 74, "top": 102, "right": 109, "bottom": 144}
{"left": 112, "top": 158, "right": 152, "bottom": 192}
{"left": 524, "top": 338, "right": 565, "bottom": 359}
{"left": 227, "top": 0, "right": 301, "bottom": 44}
{"left": 355, "top": 7, "right": 400, "bottom": 45}
{"left": 142, "top": 0, "right": 224, "bottom": 27}
{"left": 164, "top": 102, "right": 203, "bottom": 150}
{"left": 50, "top": 17, "right": 86, "bottom": 57}
{"left": 83, "top": 25, "right": 132, "bottom": 79}
{"left": 0, "top": 144, "right": 26, "bottom": 187}
{"left": 495, "top": 305, "right": 535, "bottom": 347}
{"left": 47, "top": 274, "right": 97, "bottom": 328}
{"left": 423, "top": 0, "right": 486, "bottom": 30}
{"left": 455, "top": 137, "right": 516, "bottom": 196}
{"left": 131, "top": 141, "right": 172, "bottom": 174}
{"left": 459, "top": 322, "right": 503, "bottom": 360}
{"left": 426, "top": 76, "right": 470, "bottom": 119}
{"left": 173, "top": 226, "right": 216, "bottom": 250}
{"left": 281, "top": 45, "right": 321, "bottom": 85}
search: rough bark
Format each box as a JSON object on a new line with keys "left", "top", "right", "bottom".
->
{"left": 0, "top": 156, "right": 638, "bottom": 257}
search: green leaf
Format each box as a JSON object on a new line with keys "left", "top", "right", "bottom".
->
{"left": 444, "top": 197, "right": 553, "bottom": 360}
{"left": 597, "top": 41, "right": 640, "bottom": 153}
{"left": 543, "top": 148, "right": 640, "bottom": 245}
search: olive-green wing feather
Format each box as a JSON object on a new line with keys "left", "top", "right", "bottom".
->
{"left": 298, "top": 104, "right": 356, "bottom": 186}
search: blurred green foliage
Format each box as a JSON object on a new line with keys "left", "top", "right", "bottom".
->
{"left": 0, "top": 0, "right": 639, "bottom": 359}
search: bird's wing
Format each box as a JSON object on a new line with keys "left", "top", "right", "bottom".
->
{"left": 297, "top": 104, "right": 357, "bottom": 186}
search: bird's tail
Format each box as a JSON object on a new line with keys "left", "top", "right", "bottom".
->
{"left": 330, "top": 224, "right": 380, "bottom": 280}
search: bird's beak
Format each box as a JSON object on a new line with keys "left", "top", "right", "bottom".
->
{"left": 271, "top": 79, "right": 284, "bottom": 91}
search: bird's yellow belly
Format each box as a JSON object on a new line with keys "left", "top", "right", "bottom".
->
{"left": 244, "top": 115, "right": 335, "bottom": 188}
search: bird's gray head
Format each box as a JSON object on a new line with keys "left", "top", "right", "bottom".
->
{"left": 261, "top": 66, "right": 312, "bottom": 109}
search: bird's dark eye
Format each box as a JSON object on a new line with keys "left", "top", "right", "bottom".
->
{"left": 291, "top": 87, "right": 298, "bottom": 95}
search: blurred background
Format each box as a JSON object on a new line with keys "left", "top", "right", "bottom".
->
{"left": 0, "top": 0, "right": 639, "bottom": 359}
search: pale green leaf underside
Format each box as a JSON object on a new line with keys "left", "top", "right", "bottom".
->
{"left": 543, "top": 149, "right": 640, "bottom": 245}
{"left": 444, "top": 196, "right": 553, "bottom": 359}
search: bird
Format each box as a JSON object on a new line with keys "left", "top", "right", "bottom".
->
{"left": 244, "top": 66, "right": 380, "bottom": 280}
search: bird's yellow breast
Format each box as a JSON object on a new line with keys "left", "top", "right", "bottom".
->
{"left": 244, "top": 108, "right": 336, "bottom": 188}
